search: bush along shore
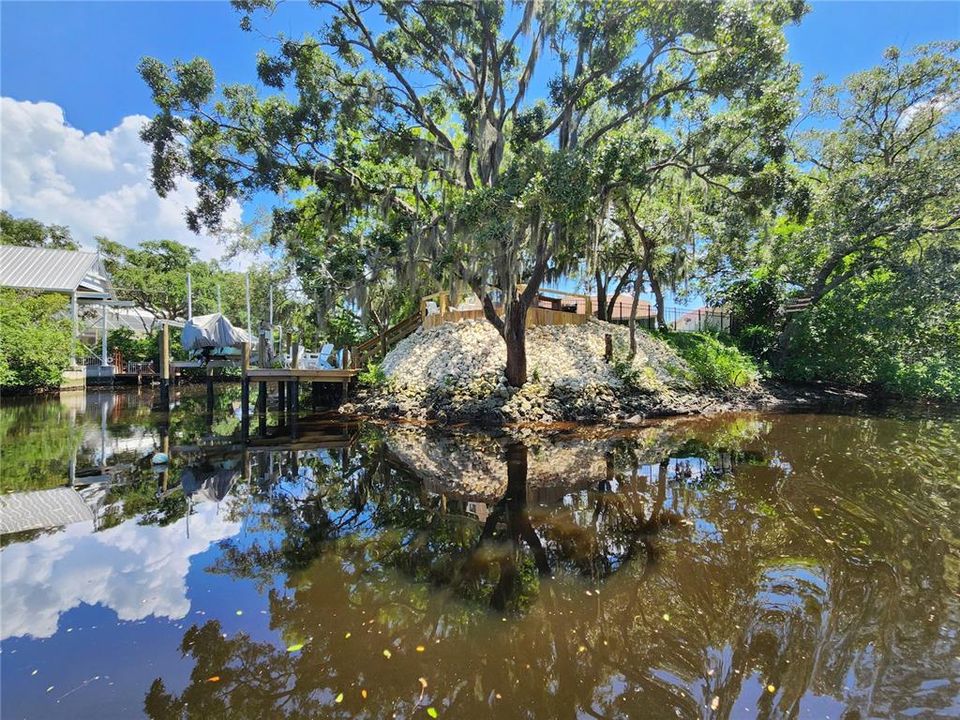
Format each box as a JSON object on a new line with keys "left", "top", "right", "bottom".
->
{"left": 346, "top": 319, "right": 794, "bottom": 427}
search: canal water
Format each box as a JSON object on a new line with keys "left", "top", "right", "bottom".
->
{"left": 1, "top": 387, "right": 958, "bottom": 719}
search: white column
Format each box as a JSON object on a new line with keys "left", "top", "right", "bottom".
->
{"left": 71, "top": 291, "right": 78, "bottom": 366}
{"left": 101, "top": 300, "right": 108, "bottom": 367}
{"left": 245, "top": 274, "right": 252, "bottom": 336}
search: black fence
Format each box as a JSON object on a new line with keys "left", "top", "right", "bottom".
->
{"left": 602, "top": 304, "right": 732, "bottom": 333}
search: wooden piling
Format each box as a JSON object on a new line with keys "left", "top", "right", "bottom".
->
{"left": 206, "top": 365, "right": 215, "bottom": 411}
{"left": 159, "top": 321, "right": 170, "bottom": 408}
{"left": 278, "top": 380, "right": 286, "bottom": 413}
{"left": 240, "top": 342, "right": 251, "bottom": 437}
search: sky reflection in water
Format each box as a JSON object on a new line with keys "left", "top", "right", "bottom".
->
{"left": 1, "top": 388, "right": 958, "bottom": 719}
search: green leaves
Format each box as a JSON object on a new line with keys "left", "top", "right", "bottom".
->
{"left": 0, "top": 289, "right": 72, "bottom": 390}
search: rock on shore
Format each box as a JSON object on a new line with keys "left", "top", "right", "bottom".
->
{"left": 352, "top": 318, "right": 716, "bottom": 425}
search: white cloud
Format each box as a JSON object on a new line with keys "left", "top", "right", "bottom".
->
{"left": 897, "top": 92, "right": 959, "bottom": 131}
{"left": 0, "top": 97, "right": 245, "bottom": 262}
{"left": 0, "top": 502, "right": 241, "bottom": 640}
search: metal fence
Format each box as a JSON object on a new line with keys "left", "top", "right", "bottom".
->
{"left": 602, "top": 304, "right": 732, "bottom": 333}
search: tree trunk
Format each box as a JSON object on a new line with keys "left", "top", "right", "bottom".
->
{"left": 648, "top": 269, "right": 667, "bottom": 331}
{"left": 628, "top": 272, "right": 643, "bottom": 358}
{"left": 594, "top": 268, "right": 607, "bottom": 321}
{"left": 605, "top": 264, "right": 635, "bottom": 323}
{"left": 503, "top": 300, "right": 527, "bottom": 387}
{"left": 774, "top": 312, "right": 802, "bottom": 369}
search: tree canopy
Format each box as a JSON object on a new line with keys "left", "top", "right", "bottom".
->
{"left": 139, "top": 0, "right": 807, "bottom": 385}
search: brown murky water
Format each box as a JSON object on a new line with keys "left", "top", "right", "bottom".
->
{"left": 1, "top": 388, "right": 958, "bottom": 719}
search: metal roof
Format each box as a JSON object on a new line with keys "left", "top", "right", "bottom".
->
{"left": 0, "top": 245, "right": 113, "bottom": 294}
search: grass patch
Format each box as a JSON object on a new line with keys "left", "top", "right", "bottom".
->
{"left": 662, "top": 332, "right": 758, "bottom": 391}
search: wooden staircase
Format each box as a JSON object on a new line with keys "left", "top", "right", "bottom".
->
{"left": 349, "top": 311, "right": 422, "bottom": 368}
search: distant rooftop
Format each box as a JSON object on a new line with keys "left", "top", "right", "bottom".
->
{"left": 0, "top": 244, "right": 113, "bottom": 295}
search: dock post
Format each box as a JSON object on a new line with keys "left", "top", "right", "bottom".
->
{"left": 286, "top": 380, "right": 295, "bottom": 415}
{"left": 206, "top": 365, "right": 215, "bottom": 413}
{"left": 341, "top": 377, "right": 350, "bottom": 404}
{"left": 240, "top": 343, "right": 251, "bottom": 438}
{"left": 257, "top": 331, "right": 268, "bottom": 412}
{"left": 292, "top": 380, "right": 300, "bottom": 415}
{"left": 159, "top": 322, "right": 170, "bottom": 409}
{"left": 278, "top": 380, "right": 286, "bottom": 415}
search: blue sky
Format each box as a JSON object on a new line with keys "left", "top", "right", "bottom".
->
{"left": 1, "top": 0, "right": 957, "bottom": 268}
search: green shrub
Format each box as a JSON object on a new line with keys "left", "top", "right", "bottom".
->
{"left": 612, "top": 356, "right": 659, "bottom": 392}
{"left": 358, "top": 361, "right": 386, "bottom": 387}
{"left": 663, "top": 332, "right": 759, "bottom": 391}
{"left": 0, "top": 289, "right": 73, "bottom": 389}
{"left": 780, "top": 270, "right": 960, "bottom": 401}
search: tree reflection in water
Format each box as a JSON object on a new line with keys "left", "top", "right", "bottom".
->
{"left": 142, "top": 415, "right": 960, "bottom": 720}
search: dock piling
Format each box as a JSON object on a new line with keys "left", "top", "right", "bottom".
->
{"left": 240, "top": 342, "right": 251, "bottom": 438}
{"left": 159, "top": 322, "right": 170, "bottom": 408}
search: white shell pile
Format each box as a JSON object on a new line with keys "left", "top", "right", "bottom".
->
{"left": 380, "top": 318, "right": 686, "bottom": 395}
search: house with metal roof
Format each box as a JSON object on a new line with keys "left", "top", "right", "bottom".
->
{"left": 0, "top": 245, "right": 114, "bottom": 296}
{"left": 0, "top": 244, "right": 129, "bottom": 377}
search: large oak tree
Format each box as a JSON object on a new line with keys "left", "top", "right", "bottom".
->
{"left": 140, "top": 0, "right": 806, "bottom": 385}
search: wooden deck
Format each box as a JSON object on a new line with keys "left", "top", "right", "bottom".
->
{"left": 245, "top": 368, "right": 358, "bottom": 381}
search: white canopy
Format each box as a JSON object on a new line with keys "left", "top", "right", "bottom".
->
{"left": 181, "top": 313, "right": 254, "bottom": 351}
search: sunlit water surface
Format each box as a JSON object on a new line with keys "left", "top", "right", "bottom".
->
{"left": 1, "top": 387, "right": 958, "bottom": 719}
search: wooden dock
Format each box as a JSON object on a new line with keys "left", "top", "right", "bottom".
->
{"left": 239, "top": 341, "right": 359, "bottom": 433}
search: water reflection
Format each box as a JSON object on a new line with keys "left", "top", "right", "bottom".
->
{"left": 1, "top": 393, "right": 958, "bottom": 719}
{"left": 1, "top": 502, "right": 240, "bottom": 641}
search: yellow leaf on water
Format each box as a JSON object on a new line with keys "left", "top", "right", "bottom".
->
{"left": 577, "top": 645, "right": 586, "bottom": 653}
{"left": 419, "top": 677, "right": 428, "bottom": 689}
{"left": 766, "top": 684, "right": 776, "bottom": 693}
{"left": 286, "top": 643, "right": 304, "bottom": 652}
{"left": 416, "top": 645, "right": 426, "bottom": 652}
{"left": 207, "top": 676, "right": 221, "bottom": 683}
{"left": 361, "top": 689, "right": 368, "bottom": 699}
{"left": 427, "top": 708, "right": 439, "bottom": 718}
{"left": 710, "top": 696, "right": 719, "bottom": 710}
{"left": 383, "top": 649, "right": 392, "bottom": 659}
{"left": 335, "top": 692, "right": 344, "bottom": 703}
{"left": 345, "top": 632, "right": 351, "bottom": 639}
{"left": 662, "top": 613, "right": 670, "bottom": 621}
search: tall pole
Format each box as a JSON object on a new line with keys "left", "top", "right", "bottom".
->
{"left": 71, "top": 291, "right": 78, "bottom": 366}
{"left": 159, "top": 321, "right": 170, "bottom": 409}
{"left": 269, "top": 285, "right": 274, "bottom": 325}
{"left": 245, "top": 274, "right": 252, "bottom": 336}
{"left": 101, "top": 299, "right": 108, "bottom": 368}
{"left": 186, "top": 272, "right": 193, "bottom": 320}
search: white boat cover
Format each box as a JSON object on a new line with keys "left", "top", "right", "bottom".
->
{"left": 181, "top": 313, "right": 254, "bottom": 351}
